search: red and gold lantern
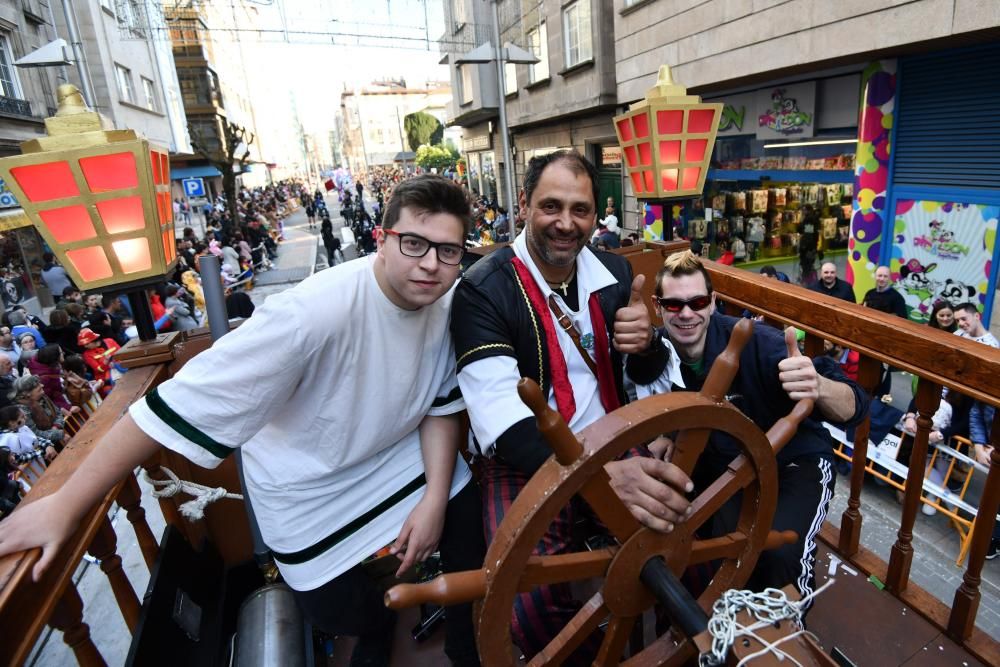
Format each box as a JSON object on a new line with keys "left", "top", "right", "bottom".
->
{"left": 614, "top": 66, "right": 723, "bottom": 199}
{"left": 0, "top": 85, "right": 177, "bottom": 292}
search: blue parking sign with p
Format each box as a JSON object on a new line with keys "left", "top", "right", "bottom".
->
{"left": 182, "top": 178, "right": 205, "bottom": 197}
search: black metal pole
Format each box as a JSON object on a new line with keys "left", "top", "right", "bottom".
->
{"left": 639, "top": 556, "right": 709, "bottom": 639}
{"left": 126, "top": 289, "right": 157, "bottom": 341}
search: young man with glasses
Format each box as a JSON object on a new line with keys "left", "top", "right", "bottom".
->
{"left": 0, "top": 175, "right": 484, "bottom": 667}
{"left": 452, "top": 150, "right": 693, "bottom": 662}
{"left": 642, "top": 250, "right": 869, "bottom": 610}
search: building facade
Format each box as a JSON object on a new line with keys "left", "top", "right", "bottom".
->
{"left": 440, "top": 0, "right": 623, "bottom": 213}
{"left": 340, "top": 80, "right": 453, "bottom": 177}
{"left": 612, "top": 0, "right": 1000, "bottom": 327}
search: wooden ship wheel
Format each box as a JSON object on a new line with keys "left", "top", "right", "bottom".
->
{"left": 387, "top": 319, "right": 819, "bottom": 666}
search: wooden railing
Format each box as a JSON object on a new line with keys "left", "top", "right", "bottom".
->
{"left": 0, "top": 246, "right": 997, "bottom": 665}
{"left": 661, "top": 247, "right": 1000, "bottom": 666}
{"left": 0, "top": 329, "right": 252, "bottom": 666}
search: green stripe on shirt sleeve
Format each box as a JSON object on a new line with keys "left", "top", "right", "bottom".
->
{"left": 431, "top": 385, "right": 462, "bottom": 408}
{"left": 145, "top": 387, "right": 234, "bottom": 460}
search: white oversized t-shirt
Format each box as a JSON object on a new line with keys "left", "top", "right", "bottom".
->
{"left": 130, "top": 256, "right": 471, "bottom": 590}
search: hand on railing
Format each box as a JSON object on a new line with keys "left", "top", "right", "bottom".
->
{"left": 0, "top": 493, "right": 77, "bottom": 581}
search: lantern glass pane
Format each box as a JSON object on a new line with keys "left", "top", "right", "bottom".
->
{"left": 687, "top": 109, "right": 716, "bottom": 133}
{"left": 162, "top": 230, "right": 173, "bottom": 263}
{"left": 638, "top": 142, "right": 652, "bottom": 166}
{"left": 616, "top": 118, "right": 633, "bottom": 142}
{"left": 96, "top": 196, "right": 146, "bottom": 234}
{"left": 150, "top": 151, "right": 162, "bottom": 184}
{"left": 112, "top": 237, "right": 152, "bottom": 274}
{"left": 629, "top": 171, "right": 644, "bottom": 194}
{"left": 66, "top": 245, "right": 113, "bottom": 282}
{"left": 159, "top": 192, "right": 173, "bottom": 223}
{"left": 10, "top": 161, "right": 79, "bottom": 202}
{"left": 643, "top": 170, "right": 654, "bottom": 192}
{"left": 685, "top": 139, "right": 708, "bottom": 163}
{"left": 623, "top": 145, "right": 638, "bottom": 168}
{"left": 656, "top": 110, "right": 683, "bottom": 135}
{"left": 661, "top": 169, "right": 678, "bottom": 191}
{"left": 632, "top": 114, "right": 649, "bottom": 139}
{"left": 79, "top": 152, "right": 138, "bottom": 193}
{"left": 659, "top": 140, "right": 681, "bottom": 165}
{"left": 682, "top": 167, "right": 701, "bottom": 190}
{"left": 38, "top": 205, "right": 97, "bottom": 244}
{"left": 160, "top": 154, "right": 169, "bottom": 184}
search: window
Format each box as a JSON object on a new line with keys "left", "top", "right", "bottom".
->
{"left": 141, "top": 77, "right": 158, "bottom": 111}
{"left": 115, "top": 64, "right": 135, "bottom": 103}
{"left": 504, "top": 62, "right": 517, "bottom": 95}
{"left": 0, "top": 34, "right": 22, "bottom": 99}
{"left": 563, "top": 1, "right": 592, "bottom": 68}
{"left": 527, "top": 22, "right": 549, "bottom": 83}
{"left": 460, "top": 64, "right": 473, "bottom": 104}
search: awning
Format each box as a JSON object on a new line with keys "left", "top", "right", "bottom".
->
{"left": 170, "top": 166, "right": 222, "bottom": 180}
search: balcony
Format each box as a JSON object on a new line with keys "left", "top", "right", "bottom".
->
{"left": 0, "top": 96, "right": 33, "bottom": 118}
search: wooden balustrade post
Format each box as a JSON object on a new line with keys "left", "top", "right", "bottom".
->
{"left": 116, "top": 472, "right": 159, "bottom": 570}
{"left": 948, "top": 410, "right": 1000, "bottom": 640}
{"left": 48, "top": 582, "right": 107, "bottom": 667}
{"left": 886, "top": 378, "right": 939, "bottom": 594}
{"left": 839, "top": 355, "right": 883, "bottom": 556}
{"left": 88, "top": 516, "right": 141, "bottom": 633}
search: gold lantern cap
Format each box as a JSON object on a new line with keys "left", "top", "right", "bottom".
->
{"left": 629, "top": 65, "right": 701, "bottom": 111}
{"left": 24, "top": 84, "right": 130, "bottom": 154}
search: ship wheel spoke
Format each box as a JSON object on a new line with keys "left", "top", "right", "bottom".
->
{"left": 593, "top": 614, "right": 637, "bottom": 666}
{"left": 520, "top": 549, "right": 617, "bottom": 589}
{"left": 689, "top": 532, "right": 749, "bottom": 564}
{"left": 527, "top": 592, "right": 608, "bottom": 667}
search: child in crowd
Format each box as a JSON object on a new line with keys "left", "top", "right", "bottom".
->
{"left": 78, "top": 328, "right": 120, "bottom": 396}
{"left": 0, "top": 405, "right": 56, "bottom": 464}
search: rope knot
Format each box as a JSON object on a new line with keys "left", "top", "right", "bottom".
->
{"left": 142, "top": 466, "right": 243, "bottom": 522}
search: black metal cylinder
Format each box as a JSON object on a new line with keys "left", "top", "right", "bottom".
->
{"left": 127, "top": 289, "right": 157, "bottom": 342}
{"left": 639, "top": 556, "right": 709, "bottom": 639}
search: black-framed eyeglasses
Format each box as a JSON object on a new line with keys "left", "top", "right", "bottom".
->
{"left": 384, "top": 229, "right": 465, "bottom": 266}
{"left": 653, "top": 293, "right": 713, "bottom": 313}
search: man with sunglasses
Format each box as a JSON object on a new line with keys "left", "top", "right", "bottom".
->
{"left": 0, "top": 175, "right": 484, "bottom": 667}
{"left": 452, "top": 150, "right": 692, "bottom": 662}
{"left": 643, "top": 250, "right": 869, "bottom": 610}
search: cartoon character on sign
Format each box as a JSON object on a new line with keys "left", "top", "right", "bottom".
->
{"left": 913, "top": 219, "right": 970, "bottom": 260}
{"left": 898, "top": 258, "right": 940, "bottom": 322}
{"left": 935, "top": 278, "right": 976, "bottom": 308}
{"left": 758, "top": 89, "right": 813, "bottom": 135}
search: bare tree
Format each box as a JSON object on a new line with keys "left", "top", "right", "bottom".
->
{"left": 188, "top": 119, "right": 255, "bottom": 233}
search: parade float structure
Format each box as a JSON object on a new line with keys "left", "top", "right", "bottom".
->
{"left": 0, "top": 79, "right": 997, "bottom": 666}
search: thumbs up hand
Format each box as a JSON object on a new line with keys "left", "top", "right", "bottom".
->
{"left": 778, "top": 327, "right": 820, "bottom": 400}
{"left": 613, "top": 274, "right": 654, "bottom": 354}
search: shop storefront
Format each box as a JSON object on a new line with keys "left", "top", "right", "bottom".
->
{"left": 0, "top": 194, "right": 50, "bottom": 312}
{"left": 849, "top": 45, "right": 1000, "bottom": 325}
{"left": 641, "top": 73, "right": 861, "bottom": 272}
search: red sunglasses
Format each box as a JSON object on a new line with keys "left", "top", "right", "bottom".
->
{"left": 653, "top": 293, "right": 713, "bottom": 313}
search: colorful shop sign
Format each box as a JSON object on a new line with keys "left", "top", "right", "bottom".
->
{"left": 708, "top": 92, "right": 755, "bottom": 137}
{"left": 755, "top": 82, "right": 815, "bottom": 140}
{"left": 891, "top": 199, "right": 997, "bottom": 323}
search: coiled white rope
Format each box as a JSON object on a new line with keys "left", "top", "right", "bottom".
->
{"left": 700, "top": 579, "right": 835, "bottom": 666}
{"left": 142, "top": 466, "right": 243, "bottom": 521}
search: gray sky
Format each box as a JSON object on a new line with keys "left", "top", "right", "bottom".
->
{"left": 225, "top": 0, "right": 449, "bottom": 166}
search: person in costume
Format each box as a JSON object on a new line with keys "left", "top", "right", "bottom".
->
{"left": 452, "top": 150, "right": 692, "bottom": 663}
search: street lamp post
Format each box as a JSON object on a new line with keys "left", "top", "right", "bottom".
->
{"left": 456, "top": 1, "right": 538, "bottom": 211}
